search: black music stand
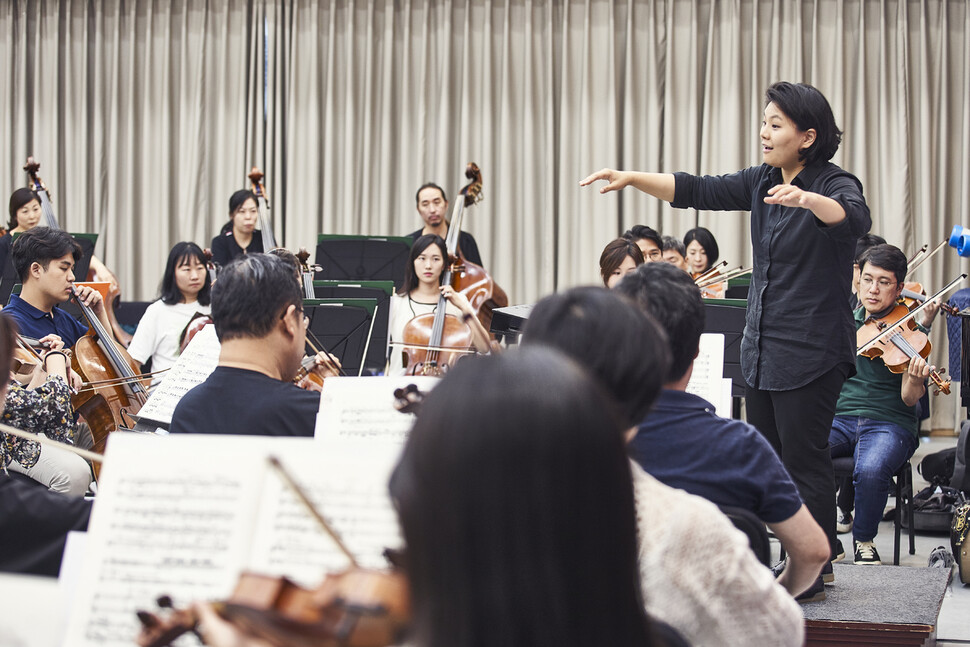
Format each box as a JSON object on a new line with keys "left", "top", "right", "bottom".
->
{"left": 0, "top": 232, "right": 96, "bottom": 307}
{"left": 311, "top": 280, "right": 393, "bottom": 372}
{"left": 314, "top": 234, "right": 413, "bottom": 291}
{"left": 304, "top": 298, "right": 382, "bottom": 377}
{"left": 702, "top": 299, "right": 747, "bottom": 399}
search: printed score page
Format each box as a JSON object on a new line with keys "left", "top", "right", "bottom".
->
{"left": 136, "top": 324, "right": 221, "bottom": 426}
{"left": 685, "top": 333, "right": 731, "bottom": 417}
{"left": 314, "top": 375, "right": 439, "bottom": 447}
{"left": 64, "top": 433, "right": 402, "bottom": 647}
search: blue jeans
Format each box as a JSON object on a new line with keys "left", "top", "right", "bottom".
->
{"left": 829, "top": 415, "right": 918, "bottom": 542}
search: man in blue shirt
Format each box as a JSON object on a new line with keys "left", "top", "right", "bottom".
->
{"left": 5, "top": 227, "right": 110, "bottom": 347}
{"left": 616, "top": 262, "right": 830, "bottom": 601}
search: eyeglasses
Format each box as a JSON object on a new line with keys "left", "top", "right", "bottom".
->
{"left": 860, "top": 276, "right": 897, "bottom": 290}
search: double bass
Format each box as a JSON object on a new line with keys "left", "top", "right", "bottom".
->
{"left": 249, "top": 166, "right": 277, "bottom": 252}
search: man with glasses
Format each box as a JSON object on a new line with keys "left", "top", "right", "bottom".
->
{"left": 829, "top": 244, "right": 939, "bottom": 564}
{"left": 170, "top": 254, "right": 339, "bottom": 436}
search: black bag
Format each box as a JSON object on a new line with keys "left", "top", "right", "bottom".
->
{"left": 901, "top": 485, "right": 967, "bottom": 532}
{"left": 952, "top": 501, "right": 970, "bottom": 584}
{"left": 919, "top": 448, "right": 956, "bottom": 486}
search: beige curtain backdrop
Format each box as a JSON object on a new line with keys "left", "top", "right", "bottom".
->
{"left": 2, "top": 0, "right": 969, "bottom": 425}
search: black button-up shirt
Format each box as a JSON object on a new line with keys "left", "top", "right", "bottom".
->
{"left": 672, "top": 162, "right": 871, "bottom": 391}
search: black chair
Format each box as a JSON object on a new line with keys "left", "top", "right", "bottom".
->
{"left": 717, "top": 504, "right": 771, "bottom": 566}
{"left": 832, "top": 456, "right": 914, "bottom": 565}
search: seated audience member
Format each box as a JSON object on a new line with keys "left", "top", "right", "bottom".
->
{"left": 408, "top": 182, "right": 484, "bottom": 267}
{"left": 127, "top": 242, "right": 212, "bottom": 388}
{"left": 683, "top": 226, "right": 719, "bottom": 277}
{"left": 830, "top": 244, "right": 938, "bottom": 564}
{"left": 615, "top": 263, "right": 830, "bottom": 601}
{"left": 0, "top": 313, "right": 92, "bottom": 577}
{"left": 622, "top": 224, "right": 663, "bottom": 262}
{"left": 599, "top": 238, "right": 644, "bottom": 288}
{"left": 3, "top": 329, "right": 91, "bottom": 497}
{"left": 522, "top": 287, "right": 803, "bottom": 646}
{"left": 169, "top": 254, "right": 339, "bottom": 436}
{"left": 5, "top": 227, "right": 111, "bottom": 347}
{"left": 660, "top": 235, "right": 689, "bottom": 271}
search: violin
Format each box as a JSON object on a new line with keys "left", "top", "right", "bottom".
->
{"left": 400, "top": 164, "right": 484, "bottom": 376}
{"left": 70, "top": 285, "right": 150, "bottom": 472}
{"left": 136, "top": 568, "right": 410, "bottom": 647}
{"left": 249, "top": 167, "right": 277, "bottom": 252}
{"left": 856, "top": 303, "right": 951, "bottom": 395}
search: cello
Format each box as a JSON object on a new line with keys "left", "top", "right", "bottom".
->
{"left": 23, "top": 156, "right": 133, "bottom": 346}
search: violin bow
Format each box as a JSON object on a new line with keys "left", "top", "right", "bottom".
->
{"left": 266, "top": 455, "right": 360, "bottom": 568}
{"left": 857, "top": 274, "right": 966, "bottom": 354}
{"left": 905, "top": 239, "right": 947, "bottom": 279}
{"left": 693, "top": 260, "right": 728, "bottom": 285}
{"left": 0, "top": 422, "right": 104, "bottom": 463}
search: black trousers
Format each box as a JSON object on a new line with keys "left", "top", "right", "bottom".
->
{"left": 745, "top": 367, "right": 846, "bottom": 557}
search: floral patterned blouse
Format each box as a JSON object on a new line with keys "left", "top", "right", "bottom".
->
{"left": 1, "top": 375, "right": 75, "bottom": 469}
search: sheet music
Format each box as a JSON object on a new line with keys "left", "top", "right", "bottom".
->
{"left": 136, "top": 325, "right": 221, "bottom": 425}
{"left": 63, "top": 434, "right": 402, "bottom": 647}
{"left": 315, "top": 376, "right": 439, "bottom": 446}
{"left": 686, "top": 333, "right": 730, "bottom": 416}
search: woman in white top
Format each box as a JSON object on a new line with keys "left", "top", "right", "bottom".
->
{"left": 127, "top": 242, "right": 212, "bottom": 387}
{"left": 387, "top": 234, "right": 490, "bottom": 375}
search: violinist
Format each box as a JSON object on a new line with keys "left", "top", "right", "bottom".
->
{"left": 169, "top": 254, "right": 339, "bottom": 437}
{"left": 622, "top": 224, "right": 663, "bottom": 262}
{"left": 849, "top": 234, "right": 887, "bottom": 309}
{"left": 387, "top": 235, "right": 490, "bottom": 375}
{"left": 408, "top": 182, "right": 484, "bottom": 267}
{"left": 683, "top": 226, "right": 719, "bottom": 277}
{"left": 829, "top": 244, "right": 939, "bottom": 565}
{"left": 127, "top": 242, "right": 212, "bottom": 389}
{"left": 5, "top": 227, "right": 111, "bottom": 348}
{"left": 0, "top": 312, "right": 92, "bottom": 578}
{"left": 599, "top": 238, "right": 643, "bottom": 288}
{"left": 210, "top": 190, "right": 264, "bottom": 268}
{"left": 582, "top": 81, "right": 871, "bottom": 572}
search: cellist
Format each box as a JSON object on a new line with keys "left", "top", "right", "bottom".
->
{"left": 408, "top": 182, "right": 484, "bottom": 267}
{"left": 387, "top": 234, "right": 491, "bottom": 375}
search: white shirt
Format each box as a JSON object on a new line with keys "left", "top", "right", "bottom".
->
{"left": 127, "top": 300, "right": 211, "bottom": 387}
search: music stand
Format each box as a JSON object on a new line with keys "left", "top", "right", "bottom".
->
{"left": 0, "top": 232, "right": 97, "bottom": 307}
{"left": 304, "top": 298, "right": 381, "bottom": 377}
{"left": 314, "top": 234, "right": 413, "bottom": 290}
{"left": 312, "top": 280, "right": 393, "bottom": 373}
{"left": 702, "top": 299, "right": 747, "bottom": 399}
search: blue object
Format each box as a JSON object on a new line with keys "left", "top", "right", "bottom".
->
{"left": 948, "top": 225, "right": 970, "bottom": 257}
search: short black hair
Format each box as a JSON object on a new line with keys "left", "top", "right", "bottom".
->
{"left": 159, "top": 242, "right": 212, "bottom": 306}
{"left": 390, "top": 348, "right": 655, "bottom": 647}
{"left": 415, "top": 182, "right": 448, "bottom": 206}
{"left": 8, "top": 188, "right": 39, "bottom": 230}
{"left": 854, "top": 234, "right": 887, "bottom": 264}
{"left": 399, "top": 234, "right": 448, "bottom": 296}
{"left": 210, "top": 253, "right": 302, "bottom": 342}
{"left": 661, "top": 235, "right": 686, "bottom": 258}
{"left": 598, "top": 238, "right": 643, "bottom": 287}
{"left": 523, "top": 286, "right": 670, "bottom": 428}
{"left": 615, "top": 262, "right": 705, "bottom": 383}
{"left": 683, "top": 227, "right": 719, "bottom": 267}
{"left": 622, "top": 224, "right": 662, "bottom": 250}
{"left": 765, "top": 81, "right": 843, "bottom": 166}
{"left": 11, "top": 227, "right": 82, "bottom": 282}
{"left": 859, "top": 244, "right": 907, "bottom": 285}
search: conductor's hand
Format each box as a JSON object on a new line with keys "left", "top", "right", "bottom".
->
{"left": 764, "top": 184, "right": 821, "bottom": 209}
{"left": 579, "top": 168, "right": 632, "bottom": 194}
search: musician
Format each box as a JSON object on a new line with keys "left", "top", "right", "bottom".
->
{"left": 5, "top": 227, "right": 111, "bottom": 347}
{"left": 0, "top": 312, "right": 92, "bottom": 577}
{"left": 408, "top": 182, "right": 484, "bottom": 267}
{"left": 170, "top": 254, "right": 338, "bottom": 437}
{"left": 683, "top": 226, "right": 720, "bottom": 276}
{"left": 210, "top": 190, "right": 264, "bottom": 268}
{"left": 3, "top": 328, "right": 92, "bottom": 497}
{"left": 127, "top": 242, "right": 212, "bottom": 388}
{"left": 616, "top": 263, "right": 829, "bottom": 602}
{"left": 830, "top": 244, "right": 939, "bottom": 565}
{"left": 387, "top": 234, "right": 490, "bottom": 375}
{"left": 599, "top": 238, "right": 643, "bottom": 288}
{"left": 0, "top": 188, "right": 43, "bottom": 277}
{"left": 582, "top": 81, "right": 871, "bottom": 572}
{"left": 622, "top": 224, "right": 663, "bottom": 262}
{"left": 849, "top": 234, "right": 887, "bottom": 309}
{"left": 523, "top": 286, "right": 804, "bottom": 646}
{"left": 660, "top": 236, "right": 689, "bottom": 272}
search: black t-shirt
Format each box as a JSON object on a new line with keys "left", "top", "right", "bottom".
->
{"left": 170, "top": 366, "right": 319, "bottom": 437}
{"left": 210, "top": 230, "right": 265, "bottom": 268}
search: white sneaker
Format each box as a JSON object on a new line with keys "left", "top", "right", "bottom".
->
{"left": 837, "top": 509, "right": 853, "bottom": 534}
